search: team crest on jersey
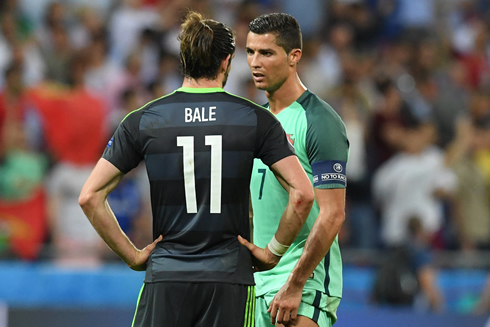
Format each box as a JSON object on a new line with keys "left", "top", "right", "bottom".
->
{"left": 286, "top": 134, "right": 295, "bottom": 146}
{"left": 107, "top": 138, "right": 113, "bottom": 148}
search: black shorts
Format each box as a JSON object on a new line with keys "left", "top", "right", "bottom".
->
{"left": 131, "top": 282, "right": 255, "bottom": 327}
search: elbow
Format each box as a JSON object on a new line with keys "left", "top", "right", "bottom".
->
{"left": 78, "top": 191, "right": 97, "bottom": 213}
{"left": 293, "top": 187, "right": 315, "bottom": 219}
{"left": 329, "top": 209, "right": 346, "bottom": 229}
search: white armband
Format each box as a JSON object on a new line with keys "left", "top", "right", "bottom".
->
{"left": 267, "top": 235, "right": 290, "bottom": 257}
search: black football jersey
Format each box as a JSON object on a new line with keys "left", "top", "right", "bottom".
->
{"left": 103, "top": 87, "right": 294, "bottom": 285}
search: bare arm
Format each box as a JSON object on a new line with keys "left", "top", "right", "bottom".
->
{"left": 269, "top": 187, "right": 346, "bottom": 325}
{"left": 269, "top": 156, "right": 315, "bottom": 247}
{"left": 239, "top": 155, "right": 314, "bottom": 271}
{"left": 78, "top": 158, "right": 161, "bottom": 271}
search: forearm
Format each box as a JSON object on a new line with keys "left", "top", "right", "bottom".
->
{"left": 274, "top": 187, "right": 313, "bottom": 246}
{"left": 288, "top": 211, "right": 344, "bottom": 287}
{"left": 80, "top": 193, "right": 138, "bottom": 266}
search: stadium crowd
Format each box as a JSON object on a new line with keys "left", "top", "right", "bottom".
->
{"left": 0, "top": 0, "right": 489, "bottom": 306}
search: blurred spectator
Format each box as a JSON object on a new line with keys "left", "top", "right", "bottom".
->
{"left": 70, "top": 6, "right": 105, "bottom": 50}
{"left": 372, "top": 217, "right": 444, "bottom": 312}
{"left": 299, "top": 29, "right": 347, "bottom": 99}
{"left": 367, "top": 78, "right": 413, "bottom": 171}
{"left": 84, "top": 33, "right": 125, "bottom": 113}
{"left": 431, "top": 60, "right": 471, "bottom": 149}
{"left": 0, "top": 64, "right": 47, "bottom": 260}
{"left": 108, "top": 0, "right": 160, "bottom": 66}
{"left": 137, "top": 28, "right": 161, "bottom": 85}
{"left": 0, "top": 0, "right": 34, "bottom": 41}
{"left": 447, "top": 118, "right": 490, "bottom": 250}
{"left": 40, "top": 24, "right": 73, "bottom": 84}
{"left": 35, "top": 2, "right": 67, "bottom": 51}
{"left": 458, "top": 20, "right": 490, "bottom": 90}
{"left": 153, "top": 51, "right": 181, "bottom": 96}
{"left": 373, "top": 120, "right": 457, "bottom": 247}
{"left": 0, "top": 12, "right": 45, "bottom": 88}
{"left": 473, "top": 113, "right": 490, "bottom": 201}
{"left": 29, "top": 55, "right": 108, "bottom": 266}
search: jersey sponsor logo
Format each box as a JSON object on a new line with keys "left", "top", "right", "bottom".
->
{"left": 312, "top": 160, "right": 347, "bottom": 187}
{"left": 107, "top": 138, "right": 113, "bottom": 148}
{"left": 286, "top": 134, "right": 295, "bottom": 146}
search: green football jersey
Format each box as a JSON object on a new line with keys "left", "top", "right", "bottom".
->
{"left": 251, "top": 90, "right": 349, "bottom": 299}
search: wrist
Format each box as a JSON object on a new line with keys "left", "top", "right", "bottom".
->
{"left": 287, "top": 269, "right": 309, "bottom": 288}
{"left": 267, "top": 235, "right": 290, "bottom": 257}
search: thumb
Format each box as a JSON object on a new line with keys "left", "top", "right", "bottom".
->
{"left": 147, "top": 235, "right": 163, "bottom": 251}
{"left": 238, "top": 235, "right": 254, "bottom": 251}
{"left": 153, "top": 235, "right": 163, "bottom": 245}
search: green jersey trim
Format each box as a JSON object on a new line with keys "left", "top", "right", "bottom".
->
{"left": 121, "top": 90, "right": 177, "bottom": 123}
{"left": 223, "top": 90, "right": 268, "bottom": 109}
{"left": 316, "top": 183, "right": 346, "bottom": 189}
{"left": 131, "top": 284, "right": 145, "bottom": 327}
{"left": 244, "top": 286, "right": 256, "bottom": 327}
{"left": 176, "top": 87, "right": 225, "bottom": 93}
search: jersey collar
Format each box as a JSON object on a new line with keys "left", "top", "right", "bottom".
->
{"left": 177, "top": 87, "right": 225, "bottom": 93}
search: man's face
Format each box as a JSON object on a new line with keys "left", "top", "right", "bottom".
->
{"left": 246, "top": 32, "right": 290, "bottom": 93}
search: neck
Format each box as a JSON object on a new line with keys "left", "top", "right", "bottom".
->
{"left": 182, "top": 76, "right": 223, "bottom": 89}
{"left": 266, "top": 73, "right": 306, "bottom": 114}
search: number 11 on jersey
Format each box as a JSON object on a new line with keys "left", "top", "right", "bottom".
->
{"left": 177, "top": 135, "right": 222, "bottom": 214}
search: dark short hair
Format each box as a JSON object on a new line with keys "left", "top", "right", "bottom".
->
{"left": 249, "top": 13, "right": 302, "bottom": 54}
{"left": 179, "top": 11, "right": 235, "bottom": 80}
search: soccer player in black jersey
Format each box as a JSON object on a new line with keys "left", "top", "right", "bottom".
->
{"left": 79, "top": 11, "right": 314, "bottom": 327}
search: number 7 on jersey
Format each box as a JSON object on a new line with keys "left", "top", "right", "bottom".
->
{"left": 177, "top": 135, "right": 222, "bottom": 214}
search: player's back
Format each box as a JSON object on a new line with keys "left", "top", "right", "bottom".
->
{"left": 116, "top": 87, "right": 279, "bottom": 285}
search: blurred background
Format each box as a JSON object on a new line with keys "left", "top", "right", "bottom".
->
{"left": 0, "top": 0, "right": 490, "bottom": 326}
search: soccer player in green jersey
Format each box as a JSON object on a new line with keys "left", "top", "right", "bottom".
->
{"left": 239, "top": 13, "right": 349, "bottom": 327}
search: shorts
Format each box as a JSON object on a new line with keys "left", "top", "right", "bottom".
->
{"left": 255, "top": 289, "right": 340, "bottom": 327}
{"left": 132, "top": 282, "right": 255, "bottom": 327}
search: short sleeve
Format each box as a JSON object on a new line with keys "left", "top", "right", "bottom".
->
{"left": 306, "top": 102, "right": 349, "bottom": 189}
{"left": 254, "top": 108, "right": 295, "bottom": 167}
{"left": 102, "top": 112, "right": 143, "bottom": 174}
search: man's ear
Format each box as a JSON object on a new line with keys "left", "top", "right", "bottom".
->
{"left": 221, "top": 54, "right": 232, "bottom": 72}
{"left": 289, "top": 49, "right": 302, "bottom": 67}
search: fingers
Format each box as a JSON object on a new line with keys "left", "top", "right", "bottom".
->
{"left": 290, "top": 308, "right": 297, "bottom": 321}
{"left": 268, "top": 301, "right": 277, "bottom": 325}
{"left": 143, "top": 235, "right": 163, "bottom": 254}
{"left": 238, "top": 235, "right": 254, "bottom": 250}
{"left": 268, "top": 301, "right": 296, "bottom": 325}
{"left": 153, "top": 235, "right": 163, "bottom": 245}
{"left": 149, "top": 235, "right": 163, "bottom": 249}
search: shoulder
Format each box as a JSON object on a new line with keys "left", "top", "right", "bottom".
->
{"left": 299, "top": 91, "right": 342, "bottom": 119}
{"left": 223, "top": 91, "right": 279, "bottom": 124}
{"left": 121, "top": 90, "right": 181, "bottom": 126}
{"left": 299, "top": 91, "right": 346, "bottom": 131}
{"left": 299, "top": 91, "right": 347, "bottom": 137}
{"left": 224, "top": 91, "right": 272, "bottom": 112}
